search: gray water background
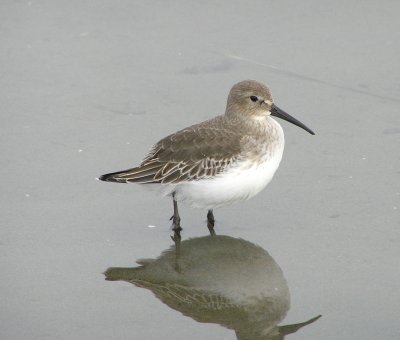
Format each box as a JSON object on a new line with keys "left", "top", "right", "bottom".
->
{"left": 1, "top": 1, "right": 399, "bottom": 339}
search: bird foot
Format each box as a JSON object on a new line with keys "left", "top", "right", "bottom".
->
{"left": 207, "top": 221, "right": 216, "bottom": 236}
{"left": 170, "top": 228, "right": 182, "bottom": 245}
{"left": 170, "top": 214, "right": 182, "bottom": 243}
{"left": 207, "top": 210, "right": 216, "bottom": 236}
{"left": 170, "top": 215, "right": 181, "bottom": 231}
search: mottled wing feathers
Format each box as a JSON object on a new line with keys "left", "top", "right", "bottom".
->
{"left": 99, "top": 117, "right": 242, "bottom": 184}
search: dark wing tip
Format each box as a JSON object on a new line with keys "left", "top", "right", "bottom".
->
{"left": 98, "top": 173, "right": 116, "bottom": 182}
{"left": 98, "top": 171, "right": 129, "bottom": 183}
{"left": 98, "top": 164, "right": 163, "bottom": 184}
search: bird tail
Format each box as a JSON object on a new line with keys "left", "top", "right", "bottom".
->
{"left": 98, "top": 163, "right": 161, "bottom": 184}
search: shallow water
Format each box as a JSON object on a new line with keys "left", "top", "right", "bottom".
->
{"left": 1, "top": 1, "right": 399, "bottom": 339}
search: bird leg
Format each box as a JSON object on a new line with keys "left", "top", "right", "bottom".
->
{"left": 170, "top": 193, "right": 182, "bottom": 242}
{"left": 207, "top": 209, "right": 216, "bottom": 236}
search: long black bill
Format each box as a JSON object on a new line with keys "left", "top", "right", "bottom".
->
{"left": 271, "top": 104, "right": 315, "bottom": 135}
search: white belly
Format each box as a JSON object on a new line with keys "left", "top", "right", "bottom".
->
{"left": 172, "top": 154, "right": 283, "bottom": 209}
{"left": 154, "top": 117, "right": 284, "bottom": 210}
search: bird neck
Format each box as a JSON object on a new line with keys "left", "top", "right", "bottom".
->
{"left": 223, "top": 111, "right": 270, "bottom": 130}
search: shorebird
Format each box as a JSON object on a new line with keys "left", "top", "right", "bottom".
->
{"left": 99, "top": 80, "right": 314, "bottom": 236}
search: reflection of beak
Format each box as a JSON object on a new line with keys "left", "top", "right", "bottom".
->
{"left": 271, "top": 104, "right": 315, "bottom": 135}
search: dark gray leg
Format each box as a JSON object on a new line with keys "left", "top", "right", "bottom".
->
{"left": 207, "top": 209, "right": 216, "bottom": 236}
{"left": 170, "top": 193, "right": 182, "bottom": 242}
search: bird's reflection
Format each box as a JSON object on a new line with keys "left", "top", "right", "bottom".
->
{"left": 105, "top": 234, "right": 320, "bottom": 339}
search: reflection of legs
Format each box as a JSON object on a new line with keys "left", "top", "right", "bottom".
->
{"left": 173, "top": 231, "right": 181, "bottom": 273}
{"left": 170, "top": 193, "right": 182, "bottom": 242}
{"left": 207, "top": 209, "right": 216, "bottom": 236}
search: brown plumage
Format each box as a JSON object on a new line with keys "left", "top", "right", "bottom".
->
{"left": 99, "top": 115, "right": 244, "bottom": 184}
{"left": 99, "top": 80, "right": 314, "bottom": 235}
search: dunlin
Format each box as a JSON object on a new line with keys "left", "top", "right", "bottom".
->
{"left": 99, "top": 80, "right": 314, "bottom": 236}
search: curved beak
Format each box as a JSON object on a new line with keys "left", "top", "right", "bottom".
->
{"left": 271, "top": 104, "right": 315, "bottom": 135}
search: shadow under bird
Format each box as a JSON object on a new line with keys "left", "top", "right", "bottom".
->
{"left": 99, "top": 80, "right": 314, "bottom": 235}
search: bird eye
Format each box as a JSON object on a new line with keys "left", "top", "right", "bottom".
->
{"left": 250, "top": 96, "right": 258, "bottom": 102}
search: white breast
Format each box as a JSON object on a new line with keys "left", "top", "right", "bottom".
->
{"left": 168, "top": 118, "right": 285, "bottom": 210}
